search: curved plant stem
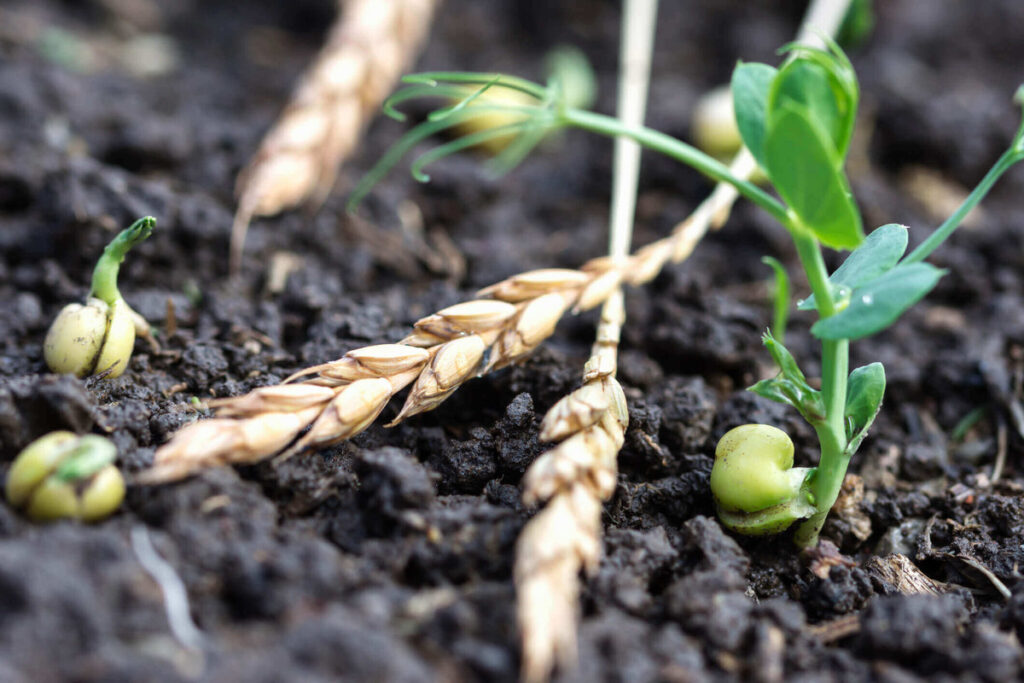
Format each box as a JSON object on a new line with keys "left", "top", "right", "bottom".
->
{"left": 904, "top": 146, "right": 1024, "bottom": 264}
{"left": 90, "top": 216, "right": 155, "bottom": 305}
{"left": 560, "top": 108, "right": 790, "bottom": 223}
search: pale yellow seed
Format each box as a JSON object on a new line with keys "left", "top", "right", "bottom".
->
{"left": 626, "top": 240, "right": 673, "bottom": 285}
{"left": 212, "top": 384, "right": 337, "bottom": 417}
{"left": 399, "top": 330, "right": 449, "bottom": 348}
{"left": 317, "top": 51, "right": 367, "bottom": 91}
{"left": 347, "top": 344, "right": 431, "bottom": 375}
{"left": 436, "top": 300, "right": 518, "bottom": 331}
{"left": 606, "top": 380, "right": 629, "bottom": 431}
{"left": 522, "top": 431, "right": 594, "bottom": 505}
{"left": 515, "top": 293, "right": 570, "bottom": 348}
{"left": 574, "top": 269, "right": 622, "bottom": 313}
{"left": 429, "top": 335, "right": 486, "bottom": 390}
{"left": 299, "top": 377, "right": 393, "bottom": 448}
{"left": 335, "top": 377, "right": 393, "bottom": 425}
{"left": 480, "top": 269, "right": 590, "bottom": 302}
{"left": 538, "top": 384, "right": 608, "bottom": 443}
{"left": 238, "top": 411, "right": 319, "bottom": 455}
{"left": 273, "top": 107, "right": 331, "bottom": 150}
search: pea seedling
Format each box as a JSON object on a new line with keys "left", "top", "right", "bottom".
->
{"left": 44, "top": 216, "right": 155, "bottom": 379}
{"left": 352, "top": 42, "right": 1024, "bottom": 547}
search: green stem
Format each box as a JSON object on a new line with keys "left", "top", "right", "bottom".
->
{"left": 89, "top": 216, "right": 155, "bottom": 305}
{"left": 796, "top": 338, "right": 849, "bottom": 546}
{"left": 903, "top": 147, "right": 1024, "bottom": 264}
{"left": 561, "top": 108, "right": 790, "bottom": 223}
{"left": 791, "top": 228, "right": 850, "bottom": 547}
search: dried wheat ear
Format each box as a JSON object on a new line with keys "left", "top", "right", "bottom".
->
{"left": 231, "top": 0, "right": 439, "bottom": 273}
{"left": 138, "top": 175, "right": 741, "bottom": 485}
{"left": 512, "top": 153, "right": 753, "bottom": 683}
{"left": 515, "top": 287, "right": 628, "bottom": 683}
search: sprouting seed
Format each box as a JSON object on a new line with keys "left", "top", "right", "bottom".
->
{"left": 6, "top": 431, "right": 125, "bottom": 523}
{"left": 44, "top": 216, "right": 155, "bottom": 379}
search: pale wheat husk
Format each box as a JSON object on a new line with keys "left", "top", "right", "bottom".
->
{"left": 230, "top": 0, "right": 440, "bottom": 273}
{"left": 514, "top": 287, "right": 628, "bottom": 683}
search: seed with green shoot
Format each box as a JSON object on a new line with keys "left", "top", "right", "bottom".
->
{"left": 451, "top": 48, "right": 595, "bottom": 155}
{"left": 6, "top": 431, "right": 125, "bottom": 522}
{"left": 710, "top": 424, "right": 815, "bottom": 535}
{"left": 451, "top": 84, "right": 538, "bottom": 154}
{"left": 44, "top": 216, "right": 155, "bottom": 379}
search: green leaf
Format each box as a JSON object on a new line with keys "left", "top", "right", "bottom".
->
{"left": 771, "top": 59, "right": 843, "bottom": 156}
{"left": 845, "top": 362, "right": 885, "bottom": 454}
{"left": 763, "top": 103, "right": 863, "bottom": 249}
{"left": 845, "top": 363, "right": 884, "bottom": 434}
{"left": 731, "top": 63, "right": 777, "bottom": 169}
{"left": 762, "top": 256, "right": 790, "bottom": 342}
{"left": 811, "top": 263, "right": 945, "bottom": 340}
{"left": 799, "top": 223, "right": 908, "bottom": 310}
{"left": 749, "top": 331, "right": 825, "bottom": 423}
{"left": 762, "top": 330, "right": 803, "bottom": 383}
{"left": 773, "top": 42, "right": 859, "bottom": 159}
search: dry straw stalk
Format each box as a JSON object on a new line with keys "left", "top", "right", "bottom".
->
{"left": 231, "top": 0, "right": 440, "bottom": 272}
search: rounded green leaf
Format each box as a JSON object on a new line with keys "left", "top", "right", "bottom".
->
{"left": 771, "top": 60, "right": 843, "bottom": 155}
{"left": 763, "top": 102, "right": 863, "bottom": 249}
{"left": 731, "top": 62, "right": 777, "bottom": 168}
{"left": 845, "top": 363, "right": 885, "bottom": 436}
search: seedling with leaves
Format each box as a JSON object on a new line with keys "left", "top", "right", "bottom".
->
{"left": 345, "top": 41, "right": 1024, "bottom": 547}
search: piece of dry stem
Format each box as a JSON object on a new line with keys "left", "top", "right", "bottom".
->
{"left": 231, "top": 0, "right": 439, "bottom": 272}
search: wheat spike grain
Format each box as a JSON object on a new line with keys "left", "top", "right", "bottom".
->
{"left": 231, "top": 0, "right": 440, "bottom": 273}
{"left": 140, "top": 179, "right": 741, "bottom": 485}
{"left": 515, "top": 287, "right": 629, "bottom": 683}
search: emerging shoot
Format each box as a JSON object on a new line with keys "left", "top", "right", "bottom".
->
{"left": 44, "top": 216, "right": 155, "bottom": 379}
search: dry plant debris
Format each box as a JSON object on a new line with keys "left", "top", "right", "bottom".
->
{"left": 140, "top": 184, "right": 739, "bottom": 484}
{"left": 230, "top": 0, "right": 440, "bottom": 272}
{"left": 514, "top": 289, "right": 629, "bottom": 683}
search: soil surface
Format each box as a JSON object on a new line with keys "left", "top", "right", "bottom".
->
{"left": 2, "top": 0, "right": 1024, "bottom": 681}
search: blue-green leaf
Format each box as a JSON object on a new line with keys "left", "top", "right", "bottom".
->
{"left": 811, "top": 263, "right": 945, "bottom": 340}
{"left": 731, "top": 62, "right": 777, "bottom": 169}
{"left": 845, "top": 362, "right": 885, "bottom": 454}
{"left": 799, "top": 223, "right": 908, "bottom": 310}
{"left": 763, "top": 102, "right": 863, "bottom": 249}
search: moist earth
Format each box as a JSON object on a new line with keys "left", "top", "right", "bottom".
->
{"left": 1, "top": 0, "right": 1024, "bottom": 681}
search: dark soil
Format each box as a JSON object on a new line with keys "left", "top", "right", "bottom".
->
{"left": 2, "top": 0, "right": 1024, "bottom": 681}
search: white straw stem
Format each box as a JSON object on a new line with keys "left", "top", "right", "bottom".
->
{"left": 608, "top": 0, "right": 659, "bottom": 259}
